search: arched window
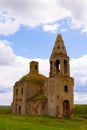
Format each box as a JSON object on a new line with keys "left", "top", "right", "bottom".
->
{"left": 64, "top": 85, "right": 68, "bottom": 92}
{"left": 55, "top": 60, "right": 60, "bottom": 71}
{"left": 64, "top": 60, "right": 67, "bottom": 73}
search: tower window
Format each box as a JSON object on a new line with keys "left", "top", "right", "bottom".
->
{"left": 64, "top": 86, "right": 68, "bottom": 92}
{"left": 58, "top": 46, "right": 60, "bottom": 49}
{"left": 21, "top": 88, "right": 23, "bottom": 95}
{"left": 55, "top": 60, "right": 60, "bottom": 71}
{"left": 64, "top": 60, "right": 67, "bottom": 73}
{"left": 35, "top": 65, "right": 38, "bottom": 70}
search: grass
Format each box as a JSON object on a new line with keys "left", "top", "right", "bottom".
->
{"left": 74, "top": 104, "right": 87, "bottom": 115}
{"left": 0, "top": 105, "right": 87, "bottom": 130}
{"left": 0, "top": 106, "right": 10, "bottom": 114}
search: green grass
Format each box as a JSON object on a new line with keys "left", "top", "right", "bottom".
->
{"left": 0, "top": 105, "right": 87, "bottom": 130}
{"left": 0, "top": 106, "right": 10, "bottom": 114}
{"left": 74, "top": 104, "right": 87, "bottom": 115}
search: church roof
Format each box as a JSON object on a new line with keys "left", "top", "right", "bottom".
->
{"left": 20, "top": 61, "right": 47, "bottom": 83}
{"left": 27, "top": 92, "right": 47, "bottom": 101}
{"left": 20, "top": 73, "right": 47, "bottom": 83}
{"left": 50, "top": 34, "right": 67, "bottom": 58}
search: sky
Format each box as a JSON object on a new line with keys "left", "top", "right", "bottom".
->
{"left": 0, "top": 0, "right": 87, "bottom": 105}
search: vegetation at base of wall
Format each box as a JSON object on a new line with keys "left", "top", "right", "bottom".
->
{"left": 0, "top": 104, "right": 87, "bottom": 115}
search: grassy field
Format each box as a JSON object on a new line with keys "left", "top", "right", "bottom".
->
{"left": 0, "top": 105, "right": 87, "bottom": 130}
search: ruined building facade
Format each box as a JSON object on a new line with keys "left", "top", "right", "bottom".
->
{"left": 11, "top": 34, "right": 74, "bottom": 117}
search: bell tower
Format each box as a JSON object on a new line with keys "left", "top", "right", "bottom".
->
{"left": 50, "top": 34, "right": 70, "bottom": 77}
{"left": 44, "top": 34, "right": 74, "bottom": 118}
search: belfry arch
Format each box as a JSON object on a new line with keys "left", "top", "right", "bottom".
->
{"left": 55, "top": 60, "right": 60, "bottom": 71}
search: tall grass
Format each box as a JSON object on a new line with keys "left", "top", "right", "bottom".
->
{"left": 0, "top": 105, "right": 87, "bottom": 130}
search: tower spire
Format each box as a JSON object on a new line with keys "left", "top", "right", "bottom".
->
{"left": 50, "top": 34, "right": 67, "bottom": 58}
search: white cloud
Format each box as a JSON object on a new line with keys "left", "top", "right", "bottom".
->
{"left": 0, "top": 11, "right": 20, "bottom": 35}
{"left": 74, "top": 92, "right": 87, "bottom": 104}
{"left": 0, "top": 92, "right": 13, "bottom": 105}
{"left": 0, "top": 0, "right": 69, "bottom": 34}
{"left": 70, "top": 55, "right": 87, "bottom": 87}
{"left": 0, "top": 0, "right": 87, "bottom": 34}
{"left": 60, "top": 28, "right": 67, "bottom": 32}
{"left": 43, "top": 24, "right": 60, "bottom": 33}
{"left": 58, "top": 0, "right": 87, "bottom": 29}
{"left": 0, "top": 40, "right": 16, "bottom": 65}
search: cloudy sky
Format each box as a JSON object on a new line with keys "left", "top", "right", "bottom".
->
{"left": 0, "top": 0, "right": 87, "bottom": 105}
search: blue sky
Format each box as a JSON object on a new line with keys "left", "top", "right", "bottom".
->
{"left": 1, "top": 23, "right": 87, "bottom": 59}
{"left": 0, "top": 0, "right": 87, "bottom": 105}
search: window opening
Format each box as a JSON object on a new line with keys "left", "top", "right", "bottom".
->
{"left": 35, "top": 65, "right": 38, "bottom": 70}
{"left": 56, "top": 60, "right": 60, "bottom": 71}
{"left": 64, "top": 60, "right": 67, "bottom": 73}
{"left": 64, "top": 85, "right": 68, "bottom": 92}
{"left": 58, "top": 46, "right": 60, "bottom": 49}
{"left": 16, "top": 89, "right": 18, "bottom": 95}
{"left": 21, "top": 88, "right": 23, "bottom": 95}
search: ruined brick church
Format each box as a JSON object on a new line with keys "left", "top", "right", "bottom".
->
{"left": 11, "top": 34, "right": 74, "bottom": 117}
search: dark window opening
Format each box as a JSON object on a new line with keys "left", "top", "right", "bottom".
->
{"left": 19, "top": 106, "right": 21, "bottom": 114}
{"left": 16, "top": 89, "right": 18, "bottom": 95}
{"left": 55, "top": 60, "right": 60, "bottom": 71}
{"left": 21, "top": 88, "right": 23, "bottom": 95}
{"left": 64, "top": 60, "right": 67, "bottom": 73}
{"left": 35, "top": 65, "right": 38, "bottom": 70}
{"left": 15, "top": 104, "right": 17, "bottom": 113}
{"left": 64, "top": 85, "right": 68, "bottom": 92}
{"left": 58, "top": 46, "right": 60, "bottom": 49}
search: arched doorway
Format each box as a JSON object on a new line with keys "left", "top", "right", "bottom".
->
{"left": 63, "top": 100, "right": 70, "bottom": 117}
{"left": 15, "top": 104, "right": 17, "bottom": 114}
{"left": 19, "top": 105, "right": 21, "bottom": 114}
